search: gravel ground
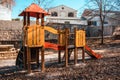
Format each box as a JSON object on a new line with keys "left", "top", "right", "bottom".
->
{"left": 0, "top": 54, "right": 120, "bottom": 80}
{"left": 0, "top": 40, "right": 120, "bottom": 80}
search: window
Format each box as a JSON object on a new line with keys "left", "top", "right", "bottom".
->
{"left": 93, "top": 21, "right": 97, "bottom": 26}
{"left": 6, "top": 3, "right": 9, "bottom": 8}
{"left": 68, "top": 12, "right": 74, "bottom": 17}
{"left": 65, "top": 21, "right": 70, "bottom": 24}
{"left": 62, "top": 7, "right": 64, "bottom": 10}
{"left": 81, "top": 17, "right": 87, "bottom": 20}
{"left": 104, "top": 21, "right": 108, "bottom": 24}
{"left": 88, "top": 21, "right": 97, "bottom": 26}
{"left": 51, "top": 12, "right": 58, "bottom": 17}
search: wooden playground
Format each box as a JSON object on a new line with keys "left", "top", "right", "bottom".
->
{"left": 16, "top": 3, "right": 101, "bottom": 74}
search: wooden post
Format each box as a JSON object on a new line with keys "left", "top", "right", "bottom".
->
{"left": 36, "top": 13, "right": 39, "bottom": 45}
{"left": 40, "top": 13, "right": 45, "bottom": 72}
{"left": 27, "top": 47, "right": 31, "bottom": 73}
{"left": 23, "top": 12, "right": 27, "bottom": 69}
{"left": 65, "top": 28, "right": 68, "bottom": 67}
{"left": 27, "top": 12, "right": 30, "bottom": 26}
{"left": 82, "top": 47, "right": 85, "bottom": 62}
{"left": 67, "top": 29, "right": 70, "bottom": 63}
{"left": 36, "top": 13, "right": 39, "bottom": 25}
{"left": 74, "top": 27, "right": 78, "bottom": 65}
{"left": 58, "top": 28, "right": 61, "bottom": 63}
{"left": 58, "top": 50, "right": 61, "bottom": 63}
{"left": 68, "top": 49, "right": 70, "bottom": 63}
{"left": 23, "top": 13, "right": 26, "bottom": 27}
{"left": 26, "top": 12, "right": 30, "bottom": 45}
{"left": 36, "top": 49, "right": 39, "bottom": 68}
{"left": 41, "top": 14, "right": 44, "bottom": 26}
{"left": 41, "top": 47, "right": 45, "bottom": 72}
{"left": 26, "top": 12, "right": 32, "bottom": 73}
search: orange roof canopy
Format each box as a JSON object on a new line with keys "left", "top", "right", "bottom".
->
{"left": 19, "top": 3, "right": 49, "bottom": 17}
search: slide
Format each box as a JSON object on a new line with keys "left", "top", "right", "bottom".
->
{"left": 85, "top": 45, "right": 102, "bottom": 59}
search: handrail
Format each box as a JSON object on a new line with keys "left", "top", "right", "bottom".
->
{"left": 44, "top": 26, "right": 58, "bottom": 34}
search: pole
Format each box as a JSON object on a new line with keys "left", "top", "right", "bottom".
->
{"left": 65, "top": 28, "right": 68, "bottom": 67}
{"left": 74, "top": 27, "right": 78, "bottom": 65}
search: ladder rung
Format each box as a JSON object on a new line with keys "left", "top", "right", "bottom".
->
{"left": 18, "top": 58, "right": 23, "bottom": 62}
{"left": 30, "top": 61, "right": 37, "bottom": 64}
{"left": 20, "top": 51, "right": 24, "bottom": 54}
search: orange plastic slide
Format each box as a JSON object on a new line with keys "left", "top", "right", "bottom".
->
{"left": 85, "top": 45, "right": 102, "bottom": 59}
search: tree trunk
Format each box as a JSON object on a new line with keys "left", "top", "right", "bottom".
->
{"left": 101, "top": 22, "right": 104, "bottom": 44}
{"left": 99, "top": 0, "right": 104, "bottom": 45}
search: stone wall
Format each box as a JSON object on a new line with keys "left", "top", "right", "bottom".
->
{"left": 0, "top": 20, "right": 23, "bottom": 40}
{"left": 0, "top": 20, "right": 115, "bottom": 41}
{"left": 0, "top": 30, "right": 22, "bottom": 40}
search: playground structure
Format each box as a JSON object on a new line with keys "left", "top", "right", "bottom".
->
{"left": 16, "top": 3, "right": 101, "bottom": 74}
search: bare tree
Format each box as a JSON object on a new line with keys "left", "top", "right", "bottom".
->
{"left": 33, "top": 0, "right": 41, "bottom": 5}
{"left": 87, "top": 0, "right": 119, "bottom": 44}
{"left": 33, "top": 0, "right": 54, "bottom": 10}
{"left": 0, "top": 0, "right": 15, "bottom": 5}
{"left": 0, "top": 0, "right": 15, "bottom": 9}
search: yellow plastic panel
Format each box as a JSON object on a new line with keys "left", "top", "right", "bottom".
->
{"left": 76, "top": 30, "right": 86, "bottom": 47}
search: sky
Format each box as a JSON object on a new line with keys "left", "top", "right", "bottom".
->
{"left": 12, "top": 0, "right": 88, "bottom": 19}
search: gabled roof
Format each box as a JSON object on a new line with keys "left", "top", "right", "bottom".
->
{"left": 82, "top": 9, "right": 120, "bottom": 17}
{"left": 49, "top": 5, "right": 77, "bottom": 12}
{"left": 81, "top": 9, "right": 93, "bottom": 16}
{"left": 19, "top": 3, "right": 49, "bottom": 17}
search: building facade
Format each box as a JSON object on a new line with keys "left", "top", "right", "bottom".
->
{"left": 0, "top": 2, "right": 12, "bottom": 20}
{"left": 81, "top": 9, "right": 120, "bottom": 27}
{"left": 81, "top": 9, "right": 120, "bottom": 36}
{"left": 46, "top": 5, "right": 87, "bottom": 25}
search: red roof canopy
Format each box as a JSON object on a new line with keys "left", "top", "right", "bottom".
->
{"left": 19, "top": 3, "right": 49, "bottom": 17}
